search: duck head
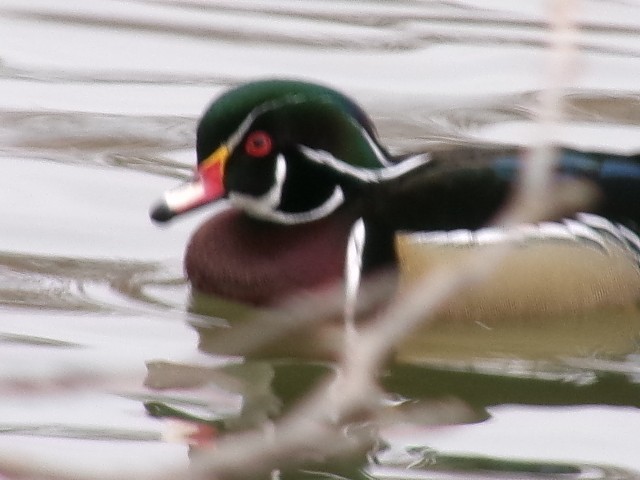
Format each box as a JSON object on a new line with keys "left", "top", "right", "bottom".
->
{"left": 151, "top": 79, "right": 398, "bottom": 225}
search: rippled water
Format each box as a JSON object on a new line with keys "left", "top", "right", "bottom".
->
{"left": 2, "top": 1, "right": 640, "bottom": 478}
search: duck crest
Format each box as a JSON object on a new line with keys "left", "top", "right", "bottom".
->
{"left": 195, "top": 80, "right": 388, "bottom": 169}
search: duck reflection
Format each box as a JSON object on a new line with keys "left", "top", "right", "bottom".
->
{"left": 141, "top": 287, "right": 640, "bottom": 479}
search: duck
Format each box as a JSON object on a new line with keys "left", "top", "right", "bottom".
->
{"left": 150, "top": 79, "right": 640, "bottom": 330}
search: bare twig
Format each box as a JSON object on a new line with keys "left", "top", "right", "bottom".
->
{"left": 186, "top": 2, "right": 584, "bottom": 479}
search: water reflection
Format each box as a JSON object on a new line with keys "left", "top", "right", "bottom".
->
{"left": 143, "top": 343, "right": 640, "bottom": 478}
{"left": 146, "top": 280, "right": 640, "bottom": 477}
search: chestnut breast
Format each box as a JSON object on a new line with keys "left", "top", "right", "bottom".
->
{"left": 185, "top": 208, "right": 359, "bottom": 306}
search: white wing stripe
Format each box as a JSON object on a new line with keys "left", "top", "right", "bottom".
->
{"left": 407, "top": 214, "right": 640, "bottom": 261}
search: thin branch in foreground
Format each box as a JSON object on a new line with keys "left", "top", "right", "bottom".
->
{"left": 185, "top": 2, "right": 584, "bottom": 479}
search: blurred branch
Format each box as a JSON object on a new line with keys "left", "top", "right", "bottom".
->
{"left": 503, "top": 0, "right": 581, "bottom": 226}
{"left": 186, "top": 1, "right": 585, "bottom": 479}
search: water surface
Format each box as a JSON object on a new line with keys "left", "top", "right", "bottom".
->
{"left": 2, "top": 1, "right": 640, "bottom": 478}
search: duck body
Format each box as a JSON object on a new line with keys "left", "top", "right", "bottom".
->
{"left": 151, "top": 79, "right": 640, "bottom": 319}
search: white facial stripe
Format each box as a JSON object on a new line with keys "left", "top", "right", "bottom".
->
{"left": 230, "top": 185, "right": 345, "bottom": 225}
{"left": 378, "top": 153, "right": 431, "bottom": 178}
{"left": 228, "top": 154, "right": 287, "bottom": 216}
{"left": 267, "top": 185, "right": 345, "bottom": 224}
{"left": 300, "top": 146, "right": 379, "bottom": 182}
{"left": 218, "top": 93, "right": 407, "bottom": 224}
{"left": 228, "top": 153, "right": 345, "bottom": 224}
{"left": 226, "top": 93, "right": 391, "bottom": 168}
{"left": 298, "top": 145, "right": 430, "bottom": 183}
{"left": 358, "top": 123, "right": 392, "bottom": 167}
{"left": 226, "top": 93, "right": 312, "bottom": 151}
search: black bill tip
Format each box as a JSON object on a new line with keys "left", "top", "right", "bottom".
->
{"left": 150, "top": 201, "right": 175, "bottom": 223}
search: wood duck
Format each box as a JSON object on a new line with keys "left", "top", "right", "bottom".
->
{"left": 151, "top": 79, "right": 640, "bottom": 321}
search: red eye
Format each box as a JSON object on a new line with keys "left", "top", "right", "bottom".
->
{"left": 244, "top": 130, "right": 272, "bottom": 157}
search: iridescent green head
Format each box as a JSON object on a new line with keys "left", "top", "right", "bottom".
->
{"left": 151, "top": 79, "right": 425, "bottom": 224}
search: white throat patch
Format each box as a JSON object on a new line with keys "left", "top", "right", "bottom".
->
{"left": 228, "top": 153, "right": 345, "bottom": 225}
